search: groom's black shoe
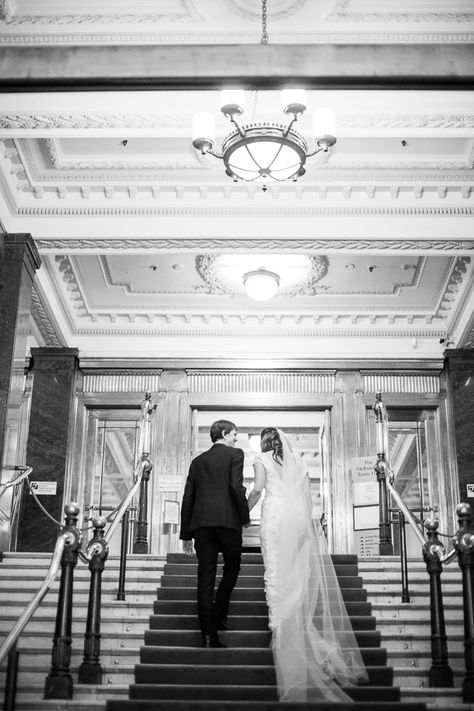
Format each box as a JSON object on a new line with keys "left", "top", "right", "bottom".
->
{"left": 201, "top": 633, "right": 227, "bottom": 648}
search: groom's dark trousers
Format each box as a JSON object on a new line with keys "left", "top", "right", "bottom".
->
{"left": 180, "top": 443, "right": 250, "bottom": 637}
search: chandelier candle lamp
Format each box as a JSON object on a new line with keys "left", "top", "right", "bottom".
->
{"left": 192, "top": 89, "right": 337, "bottom": 188}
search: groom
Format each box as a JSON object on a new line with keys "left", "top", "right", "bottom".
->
{"left": 180, "top": 419, "right": 250, "bottom": 648}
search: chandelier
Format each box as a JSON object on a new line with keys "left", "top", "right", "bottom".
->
{"left": 192, "top": 90, "right": 336, "bottom": 188}
{"left": 191, "top": 0, "right": 336, "bottom": 188}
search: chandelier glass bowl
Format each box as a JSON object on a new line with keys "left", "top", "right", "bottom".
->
{"left": 243, "top": 268, "right": 280, "bottom": 301}
{"left": 192, "top": 90, "right": 337, "bottom": 186}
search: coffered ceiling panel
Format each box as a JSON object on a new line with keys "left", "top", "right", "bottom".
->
{"left": 1, "top": 1, "right": 473, "bottom": 360}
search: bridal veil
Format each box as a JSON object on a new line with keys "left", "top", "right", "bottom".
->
{"left": 271, "top": 429, "right": 368, "bottom": 702}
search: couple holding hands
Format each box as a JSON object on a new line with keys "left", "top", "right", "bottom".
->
{"left": 179, "top": 419, "right": 367, "bottom": 703}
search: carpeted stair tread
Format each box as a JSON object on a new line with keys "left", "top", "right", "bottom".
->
{"left": 166, "top": 553, "right": 359, "bottom": 566}
{"left": 163, "top": 563, "right": 359, "bottom": 577}
{"left": 153, "top": 591, "right": 367, "bottom": 614}
{"left": 107, "top": 701, "right": 426, "bottom": 710}
{"left": 105, "top": 550, "right": 426, "bottom": 711}
{"left": 134, "top": 663, "right": 393, "bottom": 686}
{"left": 139, "top": 644, "right": 386, "bottom": 665}
{"left": 129, "top": 683, "right": 402, "bottom": 702}
{"left": 159, "top": 575, "right": 364, "bottom": 589}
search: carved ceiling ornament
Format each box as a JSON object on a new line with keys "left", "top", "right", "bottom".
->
{"left": 194, "top": 253, "right": 330, "bottom": 297}
{"left": 224, "top": 0, "right": 306, "bottom": 20}
{"left": 326, "top": 0, "right": 474, "bottom": 22}
{"left": 0, "top": 0, "right": 202, "bottom": 25}
{"left": 436, "top": 256, "right": 472, "bottom": 316}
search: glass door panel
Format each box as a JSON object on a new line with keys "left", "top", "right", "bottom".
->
{"left": 192, "top": 410, "right": 328, "bottom": 544}
{"left": 85, "top": 412, "right": 140, "bottom": 556}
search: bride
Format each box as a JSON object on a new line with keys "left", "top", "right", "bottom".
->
{"left": 247, "top": 427, "right": 368, "bottom": 703}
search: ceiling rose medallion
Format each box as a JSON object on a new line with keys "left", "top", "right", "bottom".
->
{"left": 194, "top": 254, "right": 329, "bottom": 300}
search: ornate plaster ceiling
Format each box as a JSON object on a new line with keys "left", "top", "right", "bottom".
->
{"left": 1, "top": 0, "right": 474, "bottom": 360}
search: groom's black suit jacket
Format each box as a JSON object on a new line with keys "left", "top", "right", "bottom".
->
{"left": 180, "top": 443, "right": 250, "bottom": 540}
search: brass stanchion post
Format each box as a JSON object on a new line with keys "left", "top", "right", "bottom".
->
{"left": 373, "top": 392, "right": 393, "bottom": 555}
{"left": 133, "top": 391, "right": 154, "bottom": 554}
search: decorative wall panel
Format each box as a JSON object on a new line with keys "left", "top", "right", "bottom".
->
{"left": 82, "top": 372, "right": 161, "bottom": 393}
{"left": 187, "top": 371, "right": 335, "bottom": 394}
{"left": 363, "top": 373, "right": 440, "bottom": 394}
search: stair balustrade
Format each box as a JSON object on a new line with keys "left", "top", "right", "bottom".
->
{"left": 372, "top": 391, "right": 474, "bottom": 698}
{"left": 0, "top": 390, "right": 155, "bottom": 708}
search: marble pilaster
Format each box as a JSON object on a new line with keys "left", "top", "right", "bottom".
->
{"left": 17, "top": 348, "right": 79, "bottom": 552}
{"left": 444, "top": 349, "right": 474, "bottom": 501}
{"left": 0, "top": 233, "right": 41, "bottom": 467}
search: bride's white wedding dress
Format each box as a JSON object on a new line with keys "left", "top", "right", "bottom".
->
{"left": 254, "top": 430, "right": 368, "bottom": 703}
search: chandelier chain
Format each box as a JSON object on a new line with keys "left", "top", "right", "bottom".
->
{"left": 261, "top": 0, "right": 268, "bottom": 44}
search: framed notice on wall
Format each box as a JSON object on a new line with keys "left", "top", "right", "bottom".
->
{"left": 163, "top": 500, "right": 180, "bottom": 526}
{"left": 352, "top": 456, "right": 379, "bottom": 556}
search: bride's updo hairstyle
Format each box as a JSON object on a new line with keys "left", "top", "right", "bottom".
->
{"left": 260, "top": 427, "right": 283, "bottom": 464}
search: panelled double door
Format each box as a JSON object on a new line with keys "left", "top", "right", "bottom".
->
{"left": 82, "top": 405, "right": 446, "bottom": 557}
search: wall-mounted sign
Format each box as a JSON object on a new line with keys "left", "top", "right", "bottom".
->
{"left": 467, "top": 484, "right": 474, "bottom": 498}
{"left": 354, "top": 530, "right": 379, "bottom": 558}
{"left": 163, "top": 499, "right": 180, "bottom": 525}
{"left": 30, "top": 481, "right": 57, "bottom": 496}
{"left": 353, "top": 504, "right": 379, "bottom": 531}
{"left": 352, "top": 456, "right": 378, "bottom": 506}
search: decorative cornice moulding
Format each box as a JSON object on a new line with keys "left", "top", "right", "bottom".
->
{"left": 73, "top": 326, "right": 446, "bottom": 338}
{"left": 30, "top": 285, "right": 65, "bottom": 347}
{"left": 17, "top": 205, "right": 474, "bottom": 217}
{"left": 35, "top": 238, "right": 474, "bottom": 252}
{"left": 0, "top": 31, "right": 473, "bottom": 45}
{"left": 2, "top": 112, "right": 474, "bottom": 130}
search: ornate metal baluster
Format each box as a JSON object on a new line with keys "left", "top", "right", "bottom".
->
{"left": 453, "top": 502, "right": 474, "bottom": 702}
{"left": 78, "top": 516, "right": 108, "bottom": 684}
{"left": 422, "top": 517, "right": 453, "bottom": 688}
{"left": 44, "top": 503, "right": 82, "bottom": 700}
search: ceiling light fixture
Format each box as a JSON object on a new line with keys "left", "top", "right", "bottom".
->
{"left": 191, "top": 1, "right": 336, "bottom": 190}
{"left": 243, "top": 268, "right": 280, "bottom": 301}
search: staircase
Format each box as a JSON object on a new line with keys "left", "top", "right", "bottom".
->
{"left": 105, "top": 550, "right": 426, "bottom": 711}
{"left": 359, "top": 558, "right": 470, "bottom": 711}
{"left": 0, "top": 552, "right": 468, "bottom": 709}
{"left": 0, "top": 552, "right": 166, "bottom": 710}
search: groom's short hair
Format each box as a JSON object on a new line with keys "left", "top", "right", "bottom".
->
{"left": 210, "top": 419, "right": 236, "bottom": 443}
